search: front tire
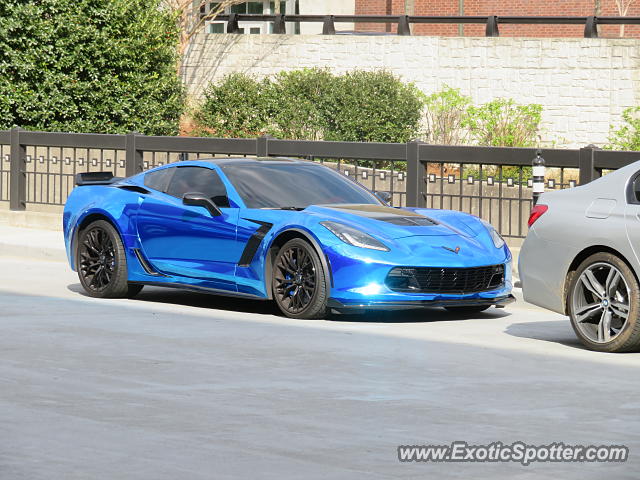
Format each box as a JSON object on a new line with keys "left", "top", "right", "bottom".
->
{"left": 272, "top": 239, "right": 328, "bottom": 319}
{"left": 568, "top": 253, "right": 640, "bottom": 353}
{"left": 77, "top": 220, "right": 138, "bottom": 298}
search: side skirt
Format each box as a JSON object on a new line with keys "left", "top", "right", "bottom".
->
{"left": 129, "top": 281, "right": 269, "bottom": 301}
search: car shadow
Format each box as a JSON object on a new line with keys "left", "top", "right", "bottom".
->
{"left": 332, "top": 308, "right": 511, "bottom": 324}
{"left": 67, "top": 283, "right": 279, "bottom": 316}
{"left": 68, "top": 283, "right": 512, "bottom": 324}
{"left": 504, "top": 320, "right": 587, "bottom": 349}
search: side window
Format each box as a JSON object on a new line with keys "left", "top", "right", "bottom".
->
{"left": 166, "top": 166, "right": 230, "bottom": 208}
{"left": 143, "top": 168, "right": 174, "bottom": 192}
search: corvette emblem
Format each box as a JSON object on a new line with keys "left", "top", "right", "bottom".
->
{"left": 442, "top": 246, "right": 461, "bottom": 254}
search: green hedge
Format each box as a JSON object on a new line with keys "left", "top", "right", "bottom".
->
{"left": 263, "top": 69, "right": 334, "bottom": 141}
{"left": 607, "top": 107, "right": 640, "bottom": 151}
{"left": 322, "top": 70, "right": 423, "bottom": 143}
{"left": 196, "top": 68, "right": 423, "bottom": 143}
{"left": 195, "top": 72, "right": 268, "bottom": 138}
{"left": 196, "top": 72, "right": 544, "bottom": 153}
{"left": 0, "top": 0, "right": 184, "bottom": 135}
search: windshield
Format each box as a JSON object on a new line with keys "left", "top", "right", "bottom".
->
{"left": 221, "top": 162, "right": 382, "bottom": 209}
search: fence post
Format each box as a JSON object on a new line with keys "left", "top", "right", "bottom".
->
{"left": 322, "top": 15, "right": 336, "bottom": 35}
{"left": 579, "top": 144, "right": 600, "bottom": 185}
{"left": 584, "top": 16, "right": 598, "bottom": 38}
{"left": 485, "top": 15, "right": 499, "bottom": 36}
{"left": 273, "top": 14, "right": 286, "bottom": 34}
{"left": 227, "top": 13, "right": 240, "bottom": 33}
{"left": 9, "top": 127, "right": 26, "bottom": 211}
{"left": 125, "top": 132, "right": 144, "bottom": 177}
{"left": 397, "top": 15, "right": 411, "bottom": 35}
{"left": 405, "top": 140, "right": 423, "bottom": 208}
{"left": 257, "top": 135, "right": 270, "bottom": 157}
{"left": 532, "top": 150, "right": 545, "bottom": 205}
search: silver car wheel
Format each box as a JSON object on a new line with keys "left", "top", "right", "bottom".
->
{"left": 571, "top": 262, "right": 631, "bottom": 344}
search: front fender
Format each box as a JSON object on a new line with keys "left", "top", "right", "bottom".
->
{"left": 262, "top": 226, "right": 334, "bottom": 300}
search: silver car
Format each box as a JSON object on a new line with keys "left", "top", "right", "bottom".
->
{"left": 519, "top": 160, "right": 640, "bottom": 353}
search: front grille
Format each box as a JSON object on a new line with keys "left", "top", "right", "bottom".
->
{"left": 385, "top": 265, "right": 505, "bottom": 294}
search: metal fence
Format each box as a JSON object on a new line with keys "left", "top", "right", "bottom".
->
{"left": 2, "top": 128, "right": 639, "bottom": 240}
{"left": 214, "top": 13, "right": 640, "bottom": 38}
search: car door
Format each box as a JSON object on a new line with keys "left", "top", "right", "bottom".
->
{"left": 625, "top": 171, "right": 640, "bottom": 265}
{"left": 136, "top": 165, "right": 241, "bottom": 290}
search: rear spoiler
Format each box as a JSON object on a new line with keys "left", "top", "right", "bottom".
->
{"left": 75, "top": 172, "right": 123, "bottom": 186}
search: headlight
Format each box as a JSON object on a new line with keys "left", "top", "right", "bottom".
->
{"left": 321, "top": 221, "right": 390, "bottom": 251}
{"left": 481, "top": 220, "right": 505, "bottom": 249}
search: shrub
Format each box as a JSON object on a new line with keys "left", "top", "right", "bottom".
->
{"left": 323, "top": 70, "right": 423, "bottom": 143}
{"left": 195, "top": 69, "right": 424, "bottom": 145}
{"left": 459, "top": 98, "right": 542, "bottom": 183}
{"left": 263, "top": 68, "right": 334, "bottom": 140}
{"left": 195, "top": 73, "right": 268, "bottom": 137}
{"left": 421, "top": 86, "right": 472, "bottom": 145}
{"left": 0, "top": 0, "right": 184, "bottom": 135}
{"left": 607, "top": 107, "right": 640, "bottom": 150}
{"left": 467, "top": 99, "right": 542, "bottom": 147}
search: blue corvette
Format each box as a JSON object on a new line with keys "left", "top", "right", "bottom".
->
{"left": 63, "top": 158, "right": 514, "bottom": 319}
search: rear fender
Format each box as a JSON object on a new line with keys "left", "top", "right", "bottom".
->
{"left": 65, "top": 185, "right": 143, "bottom": 270}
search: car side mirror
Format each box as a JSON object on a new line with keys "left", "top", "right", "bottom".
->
{"left": 183, "top": 192, "right": 222, "bottom": 217}
{"left": 376, "top": 191, "right": 392, "bottom": 205}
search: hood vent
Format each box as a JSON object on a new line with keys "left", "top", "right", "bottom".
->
{"left": 378, "top": 216, "right": 438, "bottom": 226}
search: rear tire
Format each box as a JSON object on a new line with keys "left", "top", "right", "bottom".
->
{"left": 272, "top": 238, "right": 327, "bottom": 319}
{"left": 568, "top": 252, "right": 640, "bottom": 353}
{"left": 76, "top": 220, "right": 133, "bottom": 298}
{"left": 444, "top": 305, "right": 491, "bottom": 314}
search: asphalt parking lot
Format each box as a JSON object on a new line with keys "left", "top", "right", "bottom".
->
{"left": 1, "top": 257, "right": 639, "bottom": 479}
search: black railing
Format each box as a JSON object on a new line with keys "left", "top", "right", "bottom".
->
{"left": 2, "top": 128, "right": 639, "bottom": 239}
{"left": 213, "top": 14, "right": 640, "bottom": 38}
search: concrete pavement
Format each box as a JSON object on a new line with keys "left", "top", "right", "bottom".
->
{"left": 0, "top": 257, "right": 639, "bottom": 479}
{"left": 0, "top": 224, "right": 66, "bottom": 262}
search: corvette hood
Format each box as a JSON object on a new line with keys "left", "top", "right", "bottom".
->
{"left": 305, "top": 204, "right": 477, "bottom": 239}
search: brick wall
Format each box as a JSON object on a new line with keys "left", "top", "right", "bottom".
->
{"left": 355, "top": 0, "right": 640, "bottom": 37}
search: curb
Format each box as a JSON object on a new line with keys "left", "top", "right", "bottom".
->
{"left": 0, "top": 209, "right": 62, "bottom": 231}
{"left": 0, "top": 225, "right": 67, "bottom": 263}
{"left": 0, "top": 243, "right": 67, "bottom": 263}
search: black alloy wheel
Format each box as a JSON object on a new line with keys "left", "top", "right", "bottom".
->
{"left": 79, "top": 225, "right": 116, "bottom": 292}
{"left": 272, "top": 238, "right": 327, "bottom": 319}
{"left": 77, "top": 219, "right": 143, "bottom": 298}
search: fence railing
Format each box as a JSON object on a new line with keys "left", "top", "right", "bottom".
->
{"left": 213, "top": 14, "right": 640, "bottom": 38}
{"left": 2, "top": 128, "right": 639, "bottom": 239}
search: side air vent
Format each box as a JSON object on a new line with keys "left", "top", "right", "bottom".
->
{"left": 133, "top": 248, "right": 167, "bottom": 276}
{"left": 118, "top": 185, "right": 150, "bottom": 194}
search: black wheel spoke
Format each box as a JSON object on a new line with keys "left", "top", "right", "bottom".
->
{"left": 79, "top": 226, "right": 116, "bottom": 292}
{"left": 274, "top": 245, "right": 317, "bottom": 315}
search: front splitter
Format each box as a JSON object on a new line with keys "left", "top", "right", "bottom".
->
{"left": 327, "top": 294, "right": 516, "bottom": 311}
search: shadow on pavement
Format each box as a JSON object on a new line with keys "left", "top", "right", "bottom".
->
{"left": 67, "top": 283, "right": 511, "bottom": 324}
{"left": 505, "top": 320, "right": 586, "bottom": 349}
{"left": 67, "top": 283, "right": 279, "bottom": 315}
{"left": 333, "top": 307, "right": 511, "bottom": 324}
